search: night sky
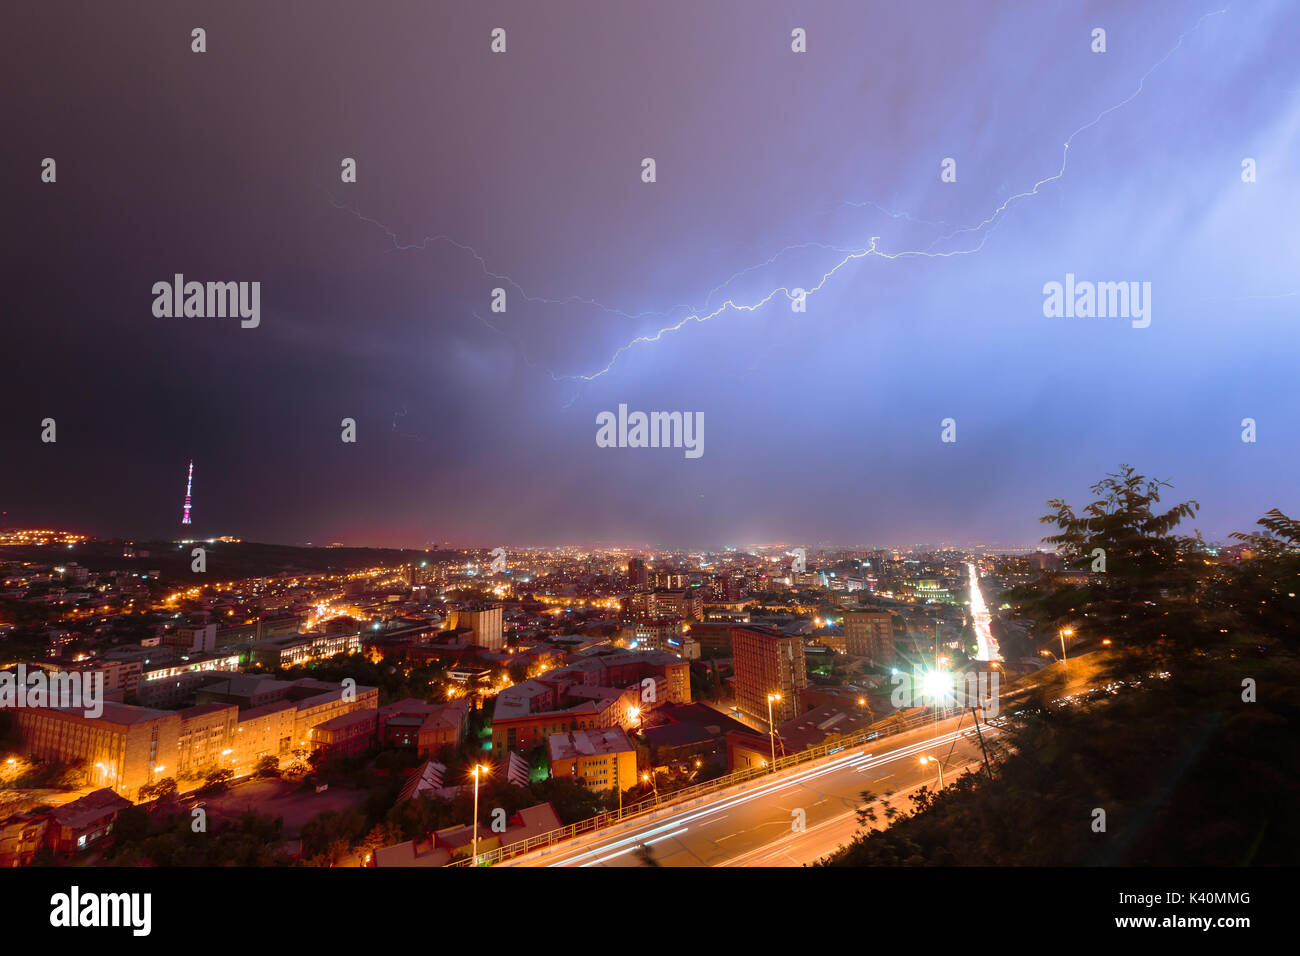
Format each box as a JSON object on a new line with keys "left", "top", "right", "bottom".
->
{"left": 3, "top": 1, "right": 1297, "bottom": 549}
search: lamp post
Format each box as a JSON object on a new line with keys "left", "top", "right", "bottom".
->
{"left": 471, "top": 764, "right": 488, "bottom": 865}
{"left": 919, "top": 755, "right": 944, "bottom": 790}
{"left": 642, "top": 771, "right": 659, "bottom": 806}
{"left": 766, "top": 693, "right": 781, "bottom": 772}
{"left": 1059, "top": 628, "right": 1073, "bottom": 671}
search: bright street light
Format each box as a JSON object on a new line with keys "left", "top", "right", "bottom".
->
{"left": 919, "top": 755, "right": 944, "bottom": 789}
{"left": 766, "top": 693, "right": 782, "bottom": 772}
{"left": 470, "top": 764, "right": 489, "bottom": 865}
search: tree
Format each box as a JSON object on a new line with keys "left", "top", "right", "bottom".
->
{"left": 1230, "top": 507, "right": 1300, "bottom": 555}
{"left": 255, "top": 755, "right": 281, "bottom": 778}
{"left": 1222, "top": 508, "right": 1300, "bottom": 647}
{"left": 300, "top": 808, "right": 368, "bottom": 865}
{"left": 138, "top": 777, "right": 178, "bottom": 804}
{"left": 1034, "top": 464, "right": 1207, "bottom": 649}
{"left": 0, "top": 711, "right": 18, "bottom": 752}
{"left": 199, "top": 768, "right": 234, "bottom": 795}
{"left": 819, "top": 477, "right": 1300, "bottom": 867}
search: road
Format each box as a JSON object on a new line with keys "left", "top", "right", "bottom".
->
{"left": 968, "top": 561, "right": 1002, "bottom": 662}
{"left": 506, "top": 710, "right": 996, "bottom": 867}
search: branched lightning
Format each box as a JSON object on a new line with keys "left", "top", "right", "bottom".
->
{"left": 837, "top": 199, "right": 954, "bottom": 229}
{"left": 329, "top": 8, "right": 1228, "bottom": 387}
{"left": 565, "top": 7, "right": 1228, "bottom": 383}
{"left": 324, "top": 192, "right": 695, "bottom": 324}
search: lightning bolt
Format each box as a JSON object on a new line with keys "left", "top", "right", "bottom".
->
{"left": 329, "top": 7, "right": 1229, "bottom": 387}
{"left": 566, "top": 6, "right": 1229, "bottom": 383}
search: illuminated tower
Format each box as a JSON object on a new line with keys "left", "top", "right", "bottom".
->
{"left": 181, "top": 460, "right": 194, "bottom": 525}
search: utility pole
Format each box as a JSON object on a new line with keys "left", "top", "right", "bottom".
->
{"left": 970, "top": 706, "right": 994, "bottom": 782}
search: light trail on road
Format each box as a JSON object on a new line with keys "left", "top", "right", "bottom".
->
{"left": 527, "top": 724, "right": 989, "bottom": 867}
{"left": 968, "top": 561, "right": 1002, "bottom": 662}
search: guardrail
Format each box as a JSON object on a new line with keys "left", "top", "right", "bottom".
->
{"left": 448, "top": 705, "right": 967, "bottom": 867}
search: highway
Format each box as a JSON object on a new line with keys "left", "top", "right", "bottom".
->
{"left": 506, "top": 711, "right": 996, "bottom": 867}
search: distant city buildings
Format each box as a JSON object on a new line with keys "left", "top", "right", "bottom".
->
{"left": 0, "top": 529, "right": 88, "bottom": 547}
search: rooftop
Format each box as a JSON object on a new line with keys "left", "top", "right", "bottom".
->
{"left": 548, "top": 727, "right": 634, "bottom": 762}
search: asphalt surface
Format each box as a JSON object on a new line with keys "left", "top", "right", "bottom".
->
{"left": 508, "top": 710, "right": 996, "bottom": 867}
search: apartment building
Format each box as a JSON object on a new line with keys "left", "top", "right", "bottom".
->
{"left": 843, "top": 609, "right": 896, "bottom": 666}
{"left": 731, "top": 625, "right": 807, "bottom": 725}
{"left": 548, "top": 727, "right": 638, "bottom": 793}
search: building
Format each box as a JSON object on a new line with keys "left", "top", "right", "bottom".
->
{"left": 627, "top": 557, "right": 648, "bottom": 589}
{"left": 165, "top": 624, "right": 218, "bottom": 654}
{"left": 632, "top": 588, "right": 703, "bottom": 621}
{"left": 490, "top": 649, "right": 690, "bottom": 753}
{"left": 731, "top": 625, "right": 806, "bottom": 725}
{"left": 640, "top": 702, "right": 755, "bottom": 771}
{"left": 372, "top": 803, "right": 562, "bottom": 867}
{"left": 620, "top": 619, "right": 685, "bottom": 653}
{"left": 448, "top": 605, "right": 504, "bottom": 651}
{"left": 137, "top": 651, "right": 243, "bottom": 707}
{"left": 687, "top": 622, "right": 735, "bottom": 657}
{"left": 379, "top": 699, "right": 437, "bottom": 748}
{"left": 249, "top": 629, "right": 361, "bottom": 668}
{"left": 0, "top": 788, "right": 133, "bottom": 865}
{"left": 843, "top": 609, "right": 895, "bottom": 666}
{"left": 710, "top": 572, "right": 741, "bottom": 602}
{"left": 11, "top": 676, "right": 380, "bottom": 798}
{"left": 417, "top": 700, "right": 471, "bottom": 754}
{"left": 491, "top": 694, "right": 619, "bottom": 753}
{"left": 309, "top": 708, "right": 378, "bottom": 757}
{"left": 651, "top": 570, "right": 688, "bottom": 590}
{"left": 726, "top": 699, "right": 878, "bottom": 771}
{"left": 46, "top": 788, "right": 134, "bottom": 855}
{"left": 548, "top": 727, "right": 637, "bottom": 793}
{"left": 174, "top": 702, "right": 239, "bottom": 778}
{"left": 11, "top": 702, "right": 180, "bottom": 798}
{"left": 1026, "top": 551, "right": 1063, "bottom": 572}
{"left": 35, "top": 657, "right": 142, "bottom": 696}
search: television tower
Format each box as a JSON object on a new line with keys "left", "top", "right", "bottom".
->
{"left": 181, "top": 460, "right": 194, "bottom": 525}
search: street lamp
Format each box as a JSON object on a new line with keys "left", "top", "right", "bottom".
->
{"left": 1059, "top": 628, "right": 1073, "bottom": 670}
{"left": 919, "top": 755, "right": 944, "bottom": 790}
{"left": 642, "top": 771, "right": 659, "bottom": 805}
{"left": 766, "top": 693, "right": 782, "bottom": 772}
{"left": 470, "top": 764, "right": 488, "bottom": 865}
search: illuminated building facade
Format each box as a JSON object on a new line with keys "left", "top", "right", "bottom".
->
{"left": 548, "top": 727, "right": 638, "bottom": 793}
{"left": 448, "top": 604, "right": 504, "bottom": 651}
{"left": 843, "top": 609, "right": 896, "bottom": 666}
{"left": 731, "top": 626, "right": 806, "bottom": 725}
